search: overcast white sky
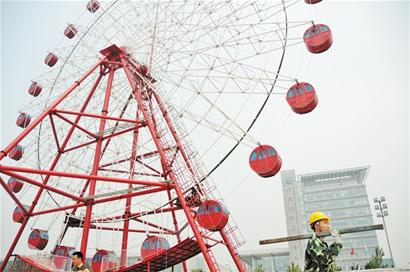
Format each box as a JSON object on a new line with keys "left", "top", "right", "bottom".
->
{"left": 0, "top": 0, "right": 409, "bottom": 269}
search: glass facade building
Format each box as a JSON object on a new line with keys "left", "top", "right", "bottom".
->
{"left": 281, "top": 167, "right": 379, "bottom": 270}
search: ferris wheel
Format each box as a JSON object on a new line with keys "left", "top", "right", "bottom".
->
{"left": 0, "top": 0, "right": 333, "bottom": 271}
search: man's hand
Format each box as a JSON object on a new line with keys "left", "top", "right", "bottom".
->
{"left": 331, "top": 229, "right": 342, "bottom": 244}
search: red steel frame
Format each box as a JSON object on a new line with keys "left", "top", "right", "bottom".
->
{"left": 0, "top": 44, "right": 246, "bottom": 272}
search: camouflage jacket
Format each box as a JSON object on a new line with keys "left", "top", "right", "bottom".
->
{"left": 72, "top": 263, "right": 91, "bottom": 272}
{"left": 304, "top": 234, "right": 342, "bottom": 272}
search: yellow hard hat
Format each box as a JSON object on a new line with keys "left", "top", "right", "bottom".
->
{"left": 309, "top": 211, "right": 330, "bottom": 225}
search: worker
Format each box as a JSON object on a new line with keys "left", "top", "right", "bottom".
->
{"left": 304, "top": 211, "right": 343, "bottom": 272}
{"left": 71, "top": 251, "right": 90, "bottom": 272}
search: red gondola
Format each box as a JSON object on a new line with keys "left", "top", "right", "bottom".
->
{"left": 16, "top": 113, "right": 31, "bottom": 128}
{"left": 53, "top": 245, "right": 75, "bottom": 269}
{"left": 305, "top": 0, "right": 322, "bottom": 4}
{"left": 44, "top": 53, "right": 58, "bottom": 67}
{"left": 286, "top": 82, "right": 318, "bottom": 114}
{"left": 249, "top": 145, "right": 282, "bottom": 177}
{"left": 92, "top": 249, "right": 118, "bottom": 272}
{"left": 13, "top": 205, "right": 29, "bottom": 223}
{"left": 7, "top": 177, "right": 23, "bottom": 193}
{"left": 140, "top": 236, "right": 170, "bottom": 260}
{"left": 64, "top": 24, "right": 77, "bottom": 39}
{"left": 196, "top": 200, "right": 229, "bottom": 231}
{"left": 9, "top": 145, "right": 24, "bottom": 161}
{"left": 28, "top": 82, "right": 42, "bottom": 97}
{"left": 303, "top": 24, "right": 333, "bottom": 53}
{"left": 28, "top": 229, "right": 49, "bottom": 250}
{"left": 86, "top": 0, "right": 100, "bottom": 13}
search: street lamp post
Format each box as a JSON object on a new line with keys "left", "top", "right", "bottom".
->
{"left": 373, "top": 196, "right": 395, "bottom": 267}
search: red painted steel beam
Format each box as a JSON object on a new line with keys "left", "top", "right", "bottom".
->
{"left": 55, "top": 179, "right": 91, "bottom": 246}
{"left": 30, "top": 202, "right": 84, "bottom": 217}
{"left": 62, "top": 138, "right": 97, "bottom": 153}
{"left": 61, "top": 124, "right": 145, "bottom": 154}
{"left": 1, "top": 170, "right": 85, "bottom": 203}
{"left": 53, "top": 112, "right": 98, "bottom": 138}
{"left": 135, "top": 158, "right": 163, "bottom": 175}
{"left": 31, "top": 186, "right": 169, "bottom": 217}
{"left": 0, "top": 165, "right": 170, "bottom": 187}
{"left": 166, "top": 188, "right": 188, "bottom": 272}
{"left": 220, "top": 229, "right": 246, "bottom": 272}
{"left": 82, "top": 65, "right": 128, "bottom": 256}
{"left": 53, "top": 109, "right": 144, "bottom": 124}
{"left": 49, "top": 114, "right": 62, "bottom": 152}
{"left": 102, "top": 59, "right": 122, "bottom": 66}
{"left": 121, "top": 109, "right": 140, "bottom": 267}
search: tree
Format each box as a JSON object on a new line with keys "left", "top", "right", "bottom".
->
{"left": 254, "top": 264, "right": 265, "bottom": 272}
{"left": 364, "top": 247, "right": 388, "bottom": 269}
{"left": 286, "top": 262, "right": 301, "bottom": 272}
{"left": 329, "top": 263, "right": 342, "bottom": 271}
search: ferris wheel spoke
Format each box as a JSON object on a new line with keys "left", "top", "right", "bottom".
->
{"left": 162, "top": 86, "right": 258, "bottom": 146}
{"left": 147, "top": 1, "right": 283, "bottom": 62}
{"left": 177, "top": 107, "right": 257, "bottom": 147}
{"left": 157, "top": 58, "right": 290, "bottom": 102}
{"left": 177, "top": 1, "right": 288, "bottom": 46}
{"left": 152, "top": 37, "right": 296, "bottom": 81}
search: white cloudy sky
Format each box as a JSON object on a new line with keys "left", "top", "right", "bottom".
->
{"left": 0, "top": 0, "right": 409, "bottom": 269}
